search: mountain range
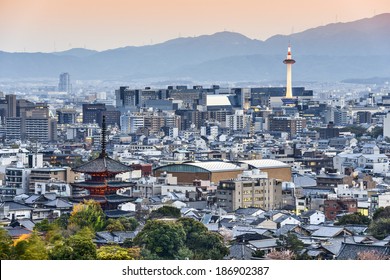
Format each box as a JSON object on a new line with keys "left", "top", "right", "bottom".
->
{"left": 1, "top": 13, "right": 390, "bottom": 82}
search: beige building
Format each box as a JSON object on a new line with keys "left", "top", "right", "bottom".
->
{"left": 217, "top": 170, "right": 282, "bottom": 212}
{"left": 28, "top": 167, "right": 76, "bottom": 194}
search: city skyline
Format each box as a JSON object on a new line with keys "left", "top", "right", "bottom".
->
{"left": 0, "top": 0, "right": 389, "bottom": 52}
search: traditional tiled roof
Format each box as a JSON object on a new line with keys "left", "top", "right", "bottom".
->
{"left": 336, "top": 243, "right": 390, "bottom": 260}
{"left": 72, "top": 156, "right": 132, "bottom": 174}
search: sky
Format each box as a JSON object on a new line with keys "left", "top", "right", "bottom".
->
{"left": 0, "top": 0, "right": 389, "bottom": 52}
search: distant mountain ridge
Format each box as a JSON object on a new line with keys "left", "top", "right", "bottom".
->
{"left": 1, "top": 13, "right": 390, "bottom": 82}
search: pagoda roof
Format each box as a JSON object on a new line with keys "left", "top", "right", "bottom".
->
{"left": 73, "top": 156, "right": 132, "bottom": 174}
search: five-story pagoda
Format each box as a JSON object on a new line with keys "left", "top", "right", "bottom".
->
{"left": 71, "top": 116, "right": 133, "bottom": 209}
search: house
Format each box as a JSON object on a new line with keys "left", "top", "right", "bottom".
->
{"left": 94, "top": 230, "right": 138, "bottom": 245}
{"left": 250, "top": 217, "right": 277, "bottom": 230}
{"left": 300, "top": 210, "right": 325, "bottom": 225}
{"left": 336, "top": 243, "right": 390, "bottom": 260}
{"left": 274, "top": 224, "right": 311, "bottom": 237}
{"left": 225, "top": 244, "right": 255, "bottom": 260}
{"left": 248, "top": 238, "right": 280, "bottom": 253}
{"left": 311, "top": 226, "right": 353, "bottom": 240}
{"left": 1, "top": 201, "right": 33, "bottom": 220}
{"left": 235, "top": 207, "right": 265, "bottom": 217}
{"left": 274, "top": 214, "right": 301, "bottom": 228}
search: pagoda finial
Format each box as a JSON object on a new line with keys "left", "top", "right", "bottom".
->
{"left": 100, "top": 115, "right": 107, "bottom": 158}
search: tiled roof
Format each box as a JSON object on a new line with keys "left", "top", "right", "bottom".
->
{"left": 73, "top": 156, "right": 132, "bottom": 174}
{"left": 336, "top": 243, "right": 390, "bottom": 260}
{"left": 225, "top": 244, "right": 255, "bottom": 260}
{"left": 44, "top": 198, "right": 73, "bottom": 209}
{"left": 4, "top": 201, "right": 33, "bottom": 211}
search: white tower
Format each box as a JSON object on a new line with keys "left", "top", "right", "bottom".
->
{"left": 283, "top": 45, "right": 295, "bottom": 99}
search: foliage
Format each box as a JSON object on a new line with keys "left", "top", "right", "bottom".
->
{"left": 149, "top": 206, "right": 181, "bottom": 219}
{"left": 252, "top": 250, "right": 266, "bottom": 258}
{"left": 277, "top": 233, "right": 305, "bottom": 255}
{"left": 34, "top": 219, "right": 51, "bottom": 232}
{"left": 0, "top": 228, "right": 14, "bottom": 260}
{"left": 119, "top": 217, "right": 139, "bottom": 231}
{"left": 134, "top": 220, "right": 185, "bottom": 259}
{"left": 266, "top": 249, "right": 295, "bottom": 260}
{"left": 53, "top": 213, "right": 70, "bottom": 229}
{"left": 372, "top": 206, "right": 390, "bottom": 221}
{"left": 49, "top": 242, "right": 73, "bottom": 260}
{"left": 105, "top": 219, "right": 125, "bottom": 232}
{"left": 67, "top": 227, "right": 97, "bottom": 260}
{"left": 97, "top": 245, "right": 134, "bottom": 260}
{"left": 335, "top": 212, "right": 371, "bottom": 225}
{"left": 275, "top": 233, "right": 311, "bottom": 259}
{"left": 368, "top": 218, "right": 390, "bottom": 240}
{"left": 127, "top": 247, "right": 142, "bottom": 260}
{"left": 177, "top": 217, "right": 229, "bottom": 260}
{"left": 357, "top": 250, "right": 389, "bottom": 260}
{"left": 69, "top": 200, "right": 106, "bottom": 232}
{"left": 189, "top": 231, "right": 229, "bottom": 259}
{"left": 105, "top": 217, "right": 139, "bottom": 232}
{"left": 340, "top": 126, "right": 367, "bottom": 138}
{"left": 14, "top": 232, "right": 48, "bottom": 260}
{"left": 369, "top": 126, "right": 383, "bottom": 139}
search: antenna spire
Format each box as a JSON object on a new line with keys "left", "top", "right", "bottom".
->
{"left": 100, "top": 115, "right": 107, "bottom": 158}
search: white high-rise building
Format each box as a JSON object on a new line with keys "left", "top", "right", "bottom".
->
{"left": 58, "top": 72, "right": 71, "bottom": 93}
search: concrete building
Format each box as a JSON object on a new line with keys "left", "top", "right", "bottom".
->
{"left": 269, "top": 116, "right": 306, "bottom": 138}
{"left": 58, "top": 72, "right": 71, "bottom": 93}
{"left": 217, "top": 170, "right": 282, "bottom": 212}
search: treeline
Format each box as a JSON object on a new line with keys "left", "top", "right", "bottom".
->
{"left": 0, "top": 201, "right": 229, "bottom": 260}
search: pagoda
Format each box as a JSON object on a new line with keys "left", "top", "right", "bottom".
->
{"left": 71, "top": 116, "right": 133, "bottom": 209}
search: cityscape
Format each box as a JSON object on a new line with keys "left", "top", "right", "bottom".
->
{"left": 1, "top": 1, "right": 390, "bottom": 261}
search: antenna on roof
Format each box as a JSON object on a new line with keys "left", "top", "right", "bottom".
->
{"left": 100, "top": 115, "right": 107, "bottom": 158}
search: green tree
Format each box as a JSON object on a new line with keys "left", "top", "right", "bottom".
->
{"left": 190, "top": 231, "right": 229, "bottom": 259}
{"left": 105, "top": 219, "right": 125, "bottom": 232}
{"left": 368, "top": 218, "right": 390, "bottom": 240}
{"left": 119, "top": 217, "right": 138, "bottom": 231}
{"left": 69, "top": 200, "right": 106, "bottom": 232}
{"left": 134, "top": 220, "right": 185, "bottom": 259}
{"left": 177, "top": 218, "right": 228, "bottom": 260}
{"left": 277, "top": 233, "right": 305, "bottom": 258}
{"left": 369, "top": 126, "right": 383, "bottom": 139}
{"left": 372, "top": 206, "right": 390, "bottom": 221}
{"left": 97, "top": 245, "right": 134, "bottom": 260}
{"left": 49, "top": 242, "right": 73, "bottom": 260}
{"left": 0, "top": 228, "right": 14, "bottom": 259}
{"left": 14, "top": 232, "right": 48, "bottom": 260}
{"left": 67, "top": 227, "right": 97, "bottom": 259}
{"left": 335, "top": 212, "right": 371, "bottom": 225}
{"left": 34, "top": 219, "right": 52, "bottom": 232}
{"left": 53, "top": 213, "right": 70, "bottom": 229}
{"left": 340, "top": 126, "right": 367, "bottom": 138}
{"left": 149, "top": 206, "right": 181, "bottom": 219}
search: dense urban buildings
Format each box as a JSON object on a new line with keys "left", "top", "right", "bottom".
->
{"left": 1, "top": 45, "right": 390, "bottom": 261}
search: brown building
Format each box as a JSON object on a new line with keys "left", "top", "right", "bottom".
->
{"left": 238, "top": 159, "right": 292, "bottom": 182}
{"left": 324, "top": 198, "right": 358, "bottom": 220}
{"left": 316, "top": 173, "right": 352, "bottom": 190}
{"left": 153, "top": 161, "right": 244, "bottom": 185}
{"left": 269, "top": 116, "right": 306, "bottom": 137}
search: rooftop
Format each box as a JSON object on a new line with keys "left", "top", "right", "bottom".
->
{"left": 239, "top": 159, "right": 289, "bottom": 169}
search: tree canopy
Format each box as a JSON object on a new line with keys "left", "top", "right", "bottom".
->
{"left": 335, "top": 212, "right": 371, "bottom": 225}
{"left": 134, "top": 220, "right": 185, "bottom": 259}
{"left": 68, "top": 200, "right": 106, "bottom": 232}
{"left": 149, "top": 206, "right": 181, "bottom": 219}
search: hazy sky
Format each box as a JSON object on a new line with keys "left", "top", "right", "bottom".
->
{"left": 0, "top": 0, "right": 389, "bottom": 52}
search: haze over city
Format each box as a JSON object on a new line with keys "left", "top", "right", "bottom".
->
{"left": 0, "top": 0, "right": 389, "bottom": 52}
